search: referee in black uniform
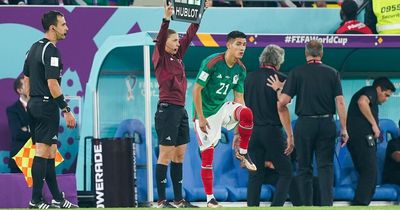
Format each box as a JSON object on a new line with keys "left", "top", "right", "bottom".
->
{"left": 245, "top": 44, "right": 294, "bottom": 206}
{"left": 23, "top": 11, "right": 78, "bottom": 209}
{"left": 347, "top": 77, "right": 395, "bottom": 206}
{"left": 275, "top": 40, "right": 349, "bottom": 206}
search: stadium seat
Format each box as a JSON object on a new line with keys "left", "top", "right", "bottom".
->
{"left": 227, "top": 152, "right": 273, "bottom": 202}
{"left": 379, "top": 119, "right": 399, "bottom": 142}
{"left": 114, "top": 119, "right": 149, "bottom": 202}
{"left": 183, "top": 129, "right": 229, "bottom": 201}
{"left": 332, "top": 119, "right": 357, "bottom": 200}
{"left": 333, "top": 142, "right": 356, "bottom": 200}
{"left": 373, "top": 119, "right": 400, "bottom": 201}
{"left": 333, "top": 119, "right": 400, "bottom": 201}
{"left": 372, "top": 139, "right": 399, "bottom": 201}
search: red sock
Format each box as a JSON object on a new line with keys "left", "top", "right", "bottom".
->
{"left": 235, "top": 107, "right": 253, "bottom": 151}
{"left": 201, "top": 147, "right": 214, "bottom": 195}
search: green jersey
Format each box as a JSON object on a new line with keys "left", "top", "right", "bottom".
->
{"left": 194, "top": 52, "right": 246, "bottom": 118}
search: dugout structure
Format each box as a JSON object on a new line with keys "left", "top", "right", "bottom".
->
{"left": 77, "top": 32, "right": 400, "bottom": 203}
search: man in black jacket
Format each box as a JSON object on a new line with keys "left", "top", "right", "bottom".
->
{"left": 6, "top": 77, "right": 31, "bottom": 173}
{"left": 245, "top": 44, "right": 293, "bottom": 206}
{"left": 275, "top": 40, "right": 348, "bottom": 206}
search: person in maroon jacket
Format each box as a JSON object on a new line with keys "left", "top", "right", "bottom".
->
{"left": 336, "top": 0, "right": 372, "bottom": 34}
{"left": 152, "top": 1, "right": 209, "bottom": 208}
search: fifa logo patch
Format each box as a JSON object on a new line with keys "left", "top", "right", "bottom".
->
{"left": 199, "top": 71, "right": 209, "bottom": 82}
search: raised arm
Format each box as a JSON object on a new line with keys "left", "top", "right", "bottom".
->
{"left": 155, "top": 2, "right": 174, "bottom": 57}
{"left": 178, "top": 0, "right": 213, "bottom": 56}
{"left": 177, "top": 23, "right": 199, "bottom": 57}
{"left": 178, "top": 0, "right": 212, "bottom": 58}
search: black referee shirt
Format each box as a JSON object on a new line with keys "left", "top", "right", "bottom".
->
{"left": 282, "top": 63, "right": 343, "bottom": 116}
{"left": 23, "top": 38, "right": 63, "bottom": 97}
{"left": 244, "top": 67, "right": 286, "bottom": 126}
{"left": 347, "top": 86, "right": 378, "bottom": 133}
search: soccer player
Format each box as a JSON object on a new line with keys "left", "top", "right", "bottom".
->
{"left": 192, "top": 30, "right": 256, "bottom": 208}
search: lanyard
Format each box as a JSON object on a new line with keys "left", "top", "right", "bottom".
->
{"left": 307, "top": 60, "right": 322, "bottom": 64}
{"left": 260, "top": 64, "right": 277, "bottom": 71}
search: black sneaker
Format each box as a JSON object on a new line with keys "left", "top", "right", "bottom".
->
{"left": 51, "top": 192, "right": 79, "bottom": 208}
{"left": 158, "top": 200, "right": 177, "bottom": 208}
{"left": 174, "top": 199, "right": 199, "bottom": 208}
{"left": 206, "top": 198, "right": 222, "bottom": 208}
{"left": 28, "top": 200, "right": 54, "bottom": 209}
{"left": 235, "top": 151, "right": 257, "bottom": 171}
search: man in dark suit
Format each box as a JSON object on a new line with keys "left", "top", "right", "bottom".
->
{"left": 6, "top": 76, "right": 31, "bottom": 173}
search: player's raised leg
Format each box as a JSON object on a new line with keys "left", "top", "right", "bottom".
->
{"left": 234, "top": 106, "right": 256, "bottom": 171}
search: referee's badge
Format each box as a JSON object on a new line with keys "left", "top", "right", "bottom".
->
{"left": 51, "top": 57, "right": 59, "bottom": 67}
{"left": 233, "top": 74, "right": 239, "bottom": 84}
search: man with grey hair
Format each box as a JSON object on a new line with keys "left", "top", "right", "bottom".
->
{"left": 244, "top": 44, "right": 294, "bottom": 206}
{"left": 270, "top": 40, "right": 348, "bottom": 206}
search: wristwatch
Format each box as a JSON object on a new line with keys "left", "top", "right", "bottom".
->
{"left": 62, "top": 106, "right": 71, "bottom": 113}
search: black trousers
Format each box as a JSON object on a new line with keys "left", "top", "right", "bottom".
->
{"left": 247, "top": 125, "right": 293, "bottom": 206}
{"left": 347, "top": 133, "right": 377, "bottom": 206}
{"left": 294, "top": 116, "right": 336, "bottom": 206}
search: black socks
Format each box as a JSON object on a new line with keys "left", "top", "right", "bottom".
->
{"left": 171, "top": 162, "right": 183, "bottom": 202}
{"left": 46, "top": 158, "right": 63, "bottom": 201}
{"left": 156, "top": 164, "right": 168, "bottom": 201}
{"left": 31, "top": 156, "right": 47, "bottom": 203}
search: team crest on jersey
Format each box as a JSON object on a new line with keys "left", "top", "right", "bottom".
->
{"left": 233, "top": 75, "right": 239, "bottom": 84}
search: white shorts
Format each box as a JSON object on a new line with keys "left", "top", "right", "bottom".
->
{"left": 194, "top": 102, "right": 242, "bottom": 151}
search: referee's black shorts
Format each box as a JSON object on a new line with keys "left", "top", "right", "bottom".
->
{"left": 155, "top": 102, "right": 189, "bottom": 146}
{"left": 28, "top": 97, "right": 60, "bottom": 145}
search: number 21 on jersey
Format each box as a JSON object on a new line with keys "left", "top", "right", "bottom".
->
{"left": 216, "top": 83, "right": 230, "bottom": 95}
